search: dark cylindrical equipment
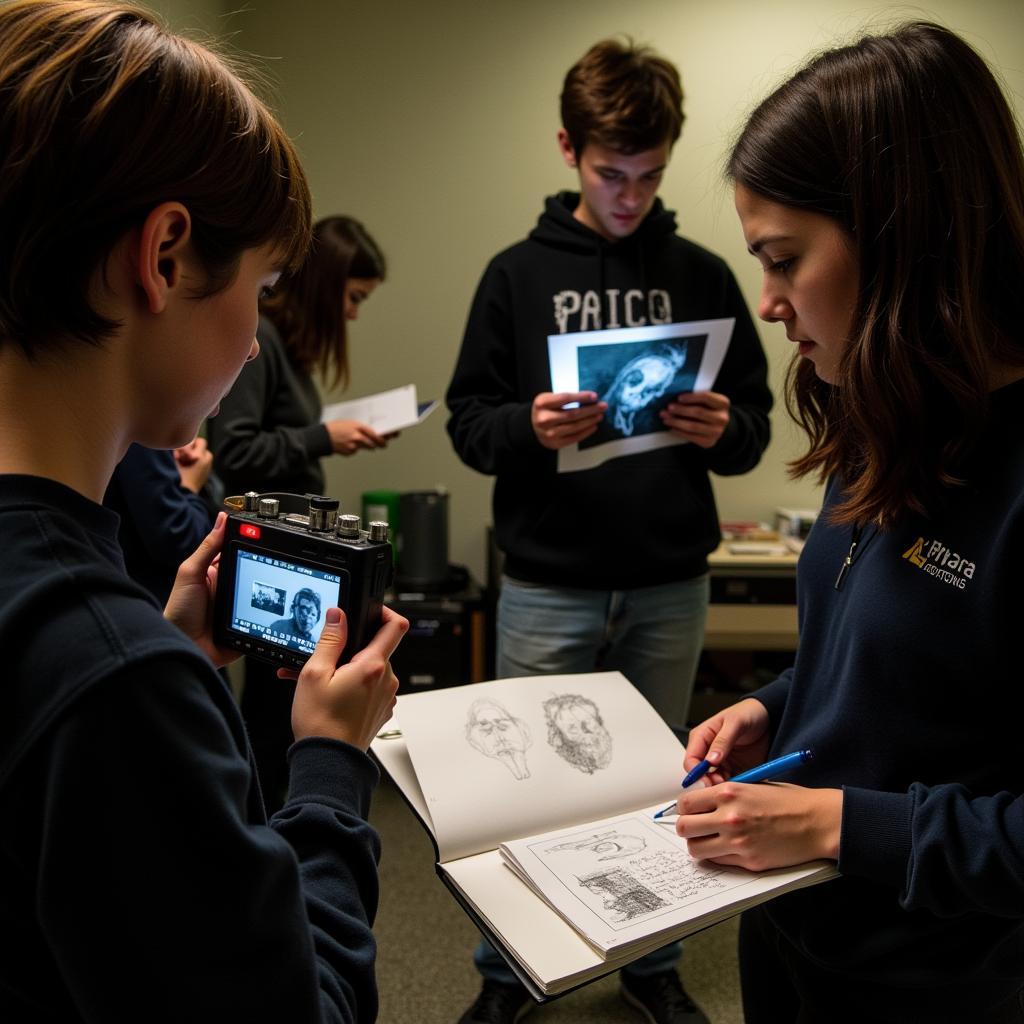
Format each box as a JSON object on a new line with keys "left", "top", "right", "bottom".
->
{"left": 396, "top": 490, "right": 449, "bottom": 588}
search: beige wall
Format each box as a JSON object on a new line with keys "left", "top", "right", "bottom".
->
{"left": 161, "top": 0, "right": 1024, "bottom": 582}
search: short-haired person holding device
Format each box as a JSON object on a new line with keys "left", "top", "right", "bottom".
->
{"left": 674, "top": 22, "right": 1024, "bottom": 1022}
{"left": 0, "top": 2, "right": 406, "bottom": 1020}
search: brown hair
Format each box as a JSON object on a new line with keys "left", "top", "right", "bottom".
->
{"left": 560, "top": 37, "right": 684, "bottom": 157}
{"left": 0, "top": 0, "right": 312, "bottom": 356}
{"left": 728, "top": 22, "right": 1024, "bottom": 527}
{"left": 260, "top": 215, "right": 386, "bottom": 390}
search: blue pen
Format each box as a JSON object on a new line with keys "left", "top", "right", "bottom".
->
{"left": 651, "top": 749, "right": 814, "bottom": 820}
{"left": 729, "top": 748, "right": 814, "bottom": 783}
{"left": 651, "top": 759, "right": 713, "bottom": 820}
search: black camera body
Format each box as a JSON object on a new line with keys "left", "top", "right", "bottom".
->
{"left": 213, "top": 492, "right": 392, "bottom": 669}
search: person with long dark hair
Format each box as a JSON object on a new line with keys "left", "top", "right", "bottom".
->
{"left": 674, "top": 22, "right": 1024, "bottom": 1022}
{"left": 210, "top": 214, "right": 390, "bottom": 497}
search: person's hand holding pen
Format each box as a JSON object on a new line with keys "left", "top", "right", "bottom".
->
{"left": 666, "top": 698, "right": 843, "bottom": 871}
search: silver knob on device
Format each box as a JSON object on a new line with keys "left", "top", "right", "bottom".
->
{"left": 308, "top": 495, "right": 340, "bottom": 532}
{"left": 243, "top": 491, "right": 260, "bottom": 512}
{"left": 336, "top": 514, "right": 362, "bottom": 539}
{"left": 368, "top": 521, "right": 389, "bottom": 543}
{"left": 257, "top": 498, "right": 280, "bottom": 519}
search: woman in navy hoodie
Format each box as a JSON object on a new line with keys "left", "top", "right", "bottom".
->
{"left": 675, "top": 22, "right": 1024, "bottom": 1024}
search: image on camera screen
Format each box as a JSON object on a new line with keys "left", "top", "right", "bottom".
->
{"left": 230, "top": 549, "right": 343, "bottom": 656}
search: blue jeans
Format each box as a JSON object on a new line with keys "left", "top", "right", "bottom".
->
{"left": 475, "top": 573, "right": 709, "bottom": 984}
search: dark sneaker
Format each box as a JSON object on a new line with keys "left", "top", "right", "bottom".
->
{"left": 621, "top": 969, "right": 710, "bottom": 1024}
{"left": 457, "top": 979, "right": 534, "bottom": 1024}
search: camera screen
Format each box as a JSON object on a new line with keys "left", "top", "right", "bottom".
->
{"left": 229, "top": 548, "right": 343, "bottom": 657}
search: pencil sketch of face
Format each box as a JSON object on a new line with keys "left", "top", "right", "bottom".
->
{"left": 547, "top": 830, "right": 646, "bottom": 861}
{"left": 544, "top": 694, "right": 612, "bottom": 775}
{"left": 601, "top": 343, "right": 687, "bottom": 435}
{"left": 578, "top": 867, "right": 668, "bottom": 923}
{"left": 465, "top": 699, "right": 532, "bottom": 780}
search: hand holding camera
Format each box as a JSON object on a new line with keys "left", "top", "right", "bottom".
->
{"left": 291, "top": 604, "right": 408, "bottom": 750}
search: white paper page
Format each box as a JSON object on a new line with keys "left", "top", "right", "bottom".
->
{"left": 547, "top": 319, "right": 734, "bottom": 473}
{"left": 500, "top": 804, "right": 838, "bottom": 955}
{"left": 442, "top": 849, "right": 723, "bottom": 995}
{"left": 320, "top": 384, "right": 419, "bottom": 434}
{"left": 369, "top": 715, "right": 436, "bottom": 841}
{"left": 396, "top": 671, "right": 686, "bottom": 862}
{"left": 442, "top": 849, "right": 608, "bottom": 994}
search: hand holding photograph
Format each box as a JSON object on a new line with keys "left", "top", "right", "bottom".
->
{"left": 547, "top": 319, "right": 734, "bottom": 473}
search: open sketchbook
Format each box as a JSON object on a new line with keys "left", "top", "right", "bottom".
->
{"left": 370, "top": 671, "right": 838, "bottom": 999}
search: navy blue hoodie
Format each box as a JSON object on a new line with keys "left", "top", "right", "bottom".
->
{"left": 749, "top": 378, "right": 1024, "bottom": 1010}
{"left": 0, "top": 475, "right": 382, "bottom": 1022}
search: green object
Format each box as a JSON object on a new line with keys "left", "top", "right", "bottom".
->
{"left": 362, "top": 489, "right": 400, "bottom": 561}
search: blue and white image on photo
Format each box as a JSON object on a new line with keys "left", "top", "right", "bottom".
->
{"left": 547, "top": 318, "right": 735, "bottom": 473}
{"left": 578, "top": 336, "right": 705, "bottom": 450}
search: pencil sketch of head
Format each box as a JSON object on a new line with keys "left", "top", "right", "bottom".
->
{"left": 465, "top": 699, "right": 532, "bottom": 780}
{"left": 543, "top": 693, "right": 612, "bottom": 775}
{"left": 577, "top": 867, "right": 668, "bottom": 922}
{"left": 601, "top": 342, "right": 687, "bottom": 435}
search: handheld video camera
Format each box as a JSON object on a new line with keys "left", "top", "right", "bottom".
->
{"left": 213, "top": 491, "right": 392, "bottom": 669}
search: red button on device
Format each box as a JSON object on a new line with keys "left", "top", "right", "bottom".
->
{"left": 240, "top": 524, "right": 261, "bottom": 539}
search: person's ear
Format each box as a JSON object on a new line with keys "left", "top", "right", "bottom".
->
{"left": 136, "top": 202, "right": 193, "bottom": 314}
{"left": 557, "top": 128, "right": 578, "bottom": 169}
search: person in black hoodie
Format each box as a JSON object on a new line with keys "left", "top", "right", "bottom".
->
{"left": 446, "top": 37, "right": 772, "bottom": 1024}
{"left": 674, "top": 22, "right": 1024, "bottom": 1024}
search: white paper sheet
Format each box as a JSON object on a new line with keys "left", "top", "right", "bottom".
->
{"left": 320, "top": 384, "right": 436, "bottom": 434}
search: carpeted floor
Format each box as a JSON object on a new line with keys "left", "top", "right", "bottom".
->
{"left": 369, "top": 773, "right": 745, "bottom": 1024}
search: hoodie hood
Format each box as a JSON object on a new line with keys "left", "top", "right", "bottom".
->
{"left": 528, "top": 191, "right": 679, "bottom": 255}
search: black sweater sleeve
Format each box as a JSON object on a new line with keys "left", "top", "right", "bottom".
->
{"left": 445, "top": 260, "right": 540, "bottom": 477}
{"left": 30, "top": 658, "right": 380, "bottom": 1023}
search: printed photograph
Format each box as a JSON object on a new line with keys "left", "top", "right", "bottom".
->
{"left": 546, "top": 318, "right": 734, "bottom": 473}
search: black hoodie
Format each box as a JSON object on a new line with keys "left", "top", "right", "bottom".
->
{"left": 446, "top": 192, "right": 773, "bottom": 589}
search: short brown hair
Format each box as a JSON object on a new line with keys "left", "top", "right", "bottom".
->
{"left": 560, "top": 37, "right": 684, "bottom": 157}
{"left": 0, "top": 0, "right": 312, "bottom": 356}
{"left": 261, "top": 216, "right": 386, "bottom": 390}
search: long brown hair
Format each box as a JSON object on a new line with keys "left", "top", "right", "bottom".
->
{"left": 729, "top": 22, "right": 1024, "bottom": 527}
{"left": 260, "top": 215, "right": 386, "bottom": 390}
{"left": 0, "top": 0, "right": 310, "bottom": 356}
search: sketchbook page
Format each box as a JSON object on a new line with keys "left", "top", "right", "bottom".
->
{"left": 500, "top": 803, "right": 839, "bottom": 957}
{"left": 442, "top": 850, "right": 722, "bottom": 996}
{"left": 442, "top": 849, "right": 610, "bottom": 995}
{"left": 547, "top": 319, "right": 735, "bottom": 474}
{"left": 369, "top": 717, "right": 437, "bottom": 842}
{"left": 320, "top": 384, "right": 419, "bottom": 433}
{"left": 397, "top": 671, "right": 685, "bottom": 863}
